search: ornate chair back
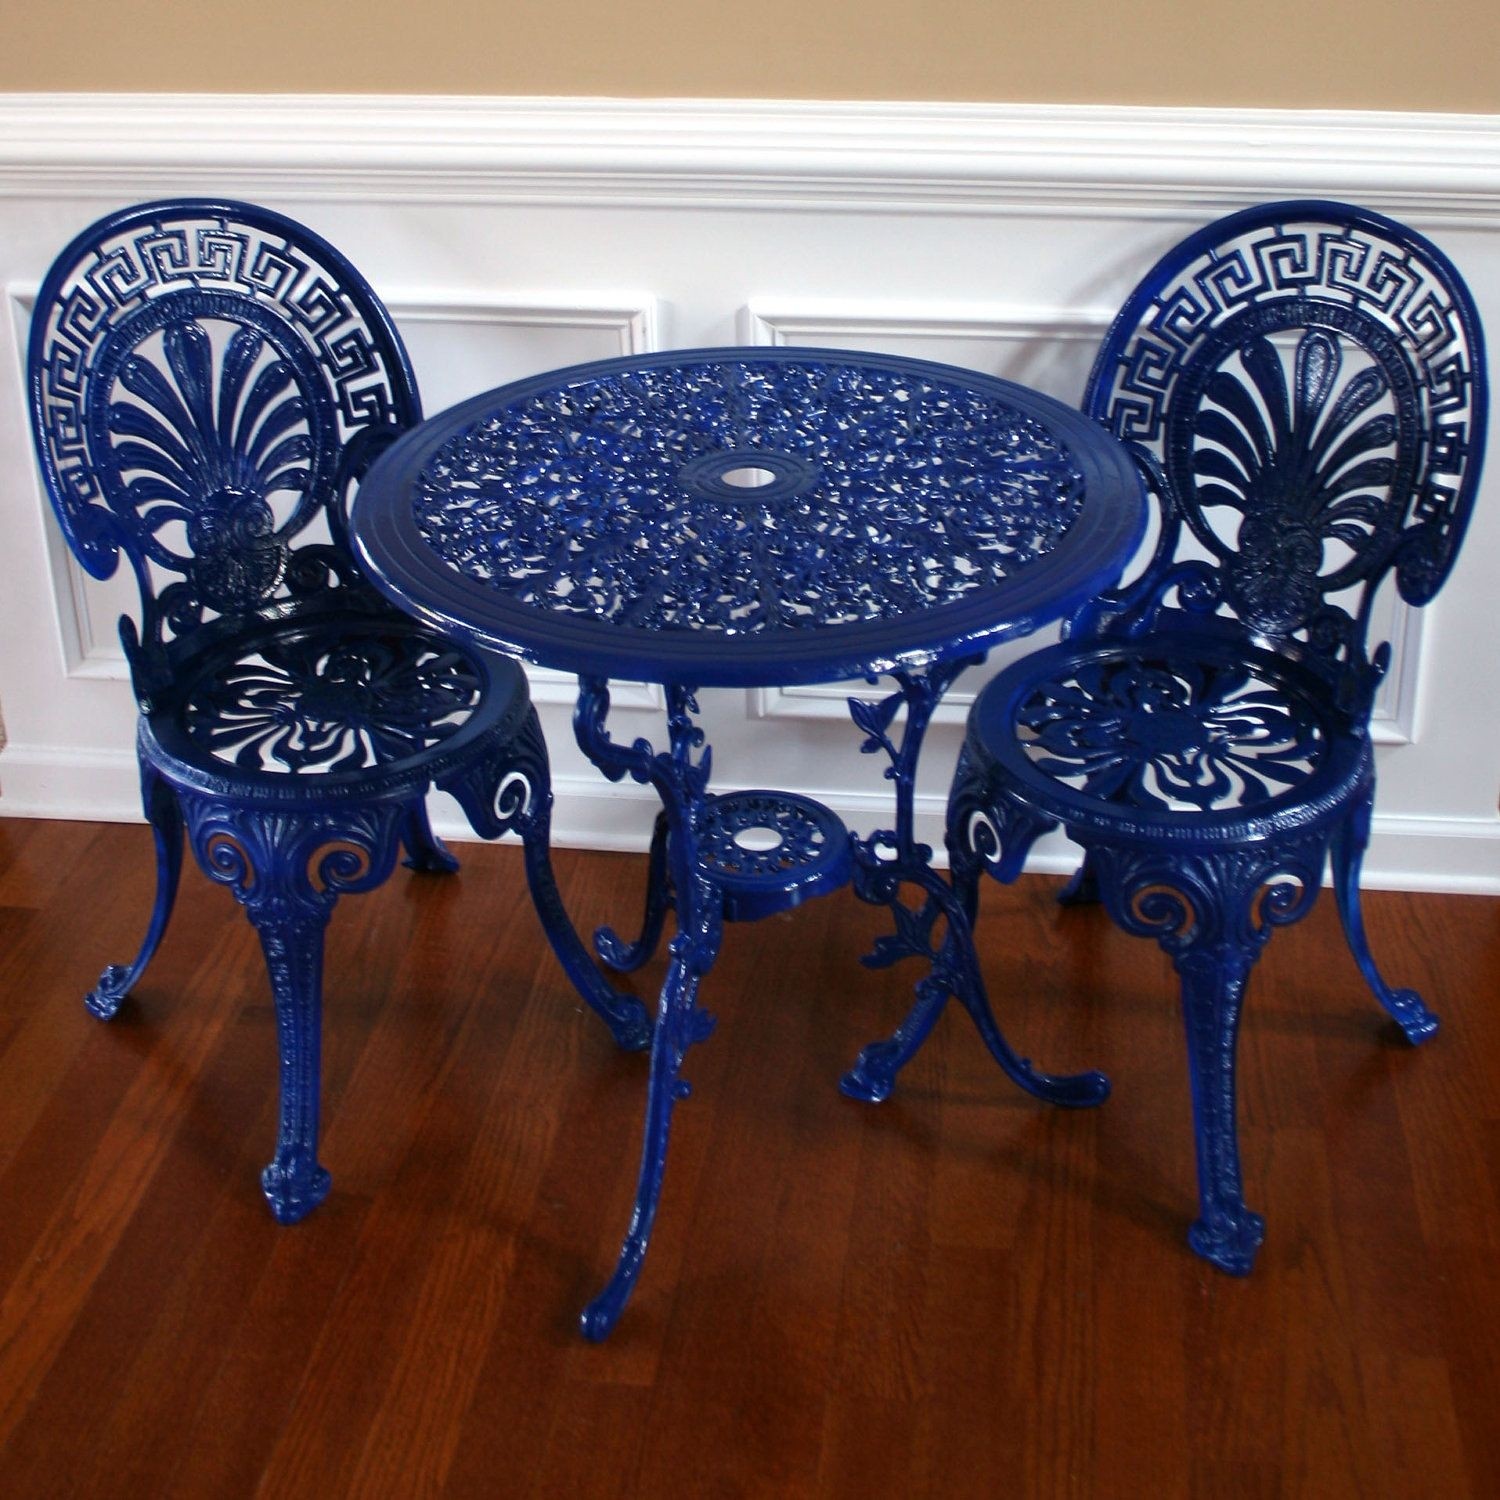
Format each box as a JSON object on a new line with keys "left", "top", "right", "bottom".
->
{"left": 1079, "top": 200, "right": 1487, "bottom": 719}
{"left": 28, "top": 199, "right": 423, "bottom": 710}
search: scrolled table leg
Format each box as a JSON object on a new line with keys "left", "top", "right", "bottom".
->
{"left": 573, "top": 679, "right": 724, "bottom": 1339}
{"left": 842, "top": 662, "right": 1108, "bottom": 1108}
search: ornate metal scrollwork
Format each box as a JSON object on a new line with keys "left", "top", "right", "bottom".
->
{"left": 1087, "top": 204, "right": 1485, "bottom": 672}
{"left": 182, "top": 625, "right": 484, "bottom": 774}
{"left": 1012, "top": 651, "right": 1327, "bottom": 814}
{"left": 413, "top": 358, "right": 1087, "bottom": 639}
{"left": 29, "top": 204, "right": 419, "bottom": 685}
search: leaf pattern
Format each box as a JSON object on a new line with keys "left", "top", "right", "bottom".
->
{"left": 1016, "top": 655, "right": 1325, "bottom": 813}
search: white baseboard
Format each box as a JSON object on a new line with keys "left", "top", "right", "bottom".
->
{"left": 5, "top": 742, "right": 1495, "bottom": 895}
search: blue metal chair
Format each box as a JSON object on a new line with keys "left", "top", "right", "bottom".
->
{"left": 27, "top": 199, "right": 649, "bottom": 1223}
{"left": 944, "top": 201, "right": 1487, "bottom": 1273}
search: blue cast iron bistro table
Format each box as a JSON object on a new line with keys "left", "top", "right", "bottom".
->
{"left": 350, "top": 347, "right": 1146, "bottom": 1338}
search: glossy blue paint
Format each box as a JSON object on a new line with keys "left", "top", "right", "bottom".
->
{"left": 936, "top": 201, "right": 1487, "bottom": 1273}
{"left": 351, "top": 345, "right": 1146, "bottom": 1336}
{"left": 351, "top": 347, "right": 1147, "bottom": 687}
{"left": 27, "top": 200, "right": 650, "bottom": 1223}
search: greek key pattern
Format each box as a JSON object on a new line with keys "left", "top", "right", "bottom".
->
{"left": 1090, "top": 207, "right": 1484, "bottom": 615}
{"left": 30, "top": 204, "right": 418, "bottom": 644}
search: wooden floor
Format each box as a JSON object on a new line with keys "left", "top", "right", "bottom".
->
{"left": 0, "top": 817, "right": 1496, "bottom": 1498}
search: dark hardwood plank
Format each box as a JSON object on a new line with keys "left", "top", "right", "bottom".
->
{"left": 0, "top": 816, "right": 1495, "bottom": 1498}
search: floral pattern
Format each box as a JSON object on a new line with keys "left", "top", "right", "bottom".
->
{"left": 1015, "top": 654, "right": 1326, "bottom": 812}
{"left": 183, "top": 629, "right": 483, "bottom": 773}
{"left": 413, "top": 358, "right": 1087, "bottom": 636}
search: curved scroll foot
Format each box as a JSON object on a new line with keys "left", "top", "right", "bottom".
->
{"left": 1189, "top": 1205, "right": 1265, "bottom": 1276}
{"left": 580, "top": 1239, "right": 648, "bottom": 1342}
{"left": 840, "top": 975, "right": 949, "bottom": 1103}
{"left": 1330, "top": 788, "right": 1439, "bottom": 1044}
{"left": 261, "top": 1159, "right": 332, "bottom": 1225}
{"left": 952, "top": 964, "right": 1111, "bottom": 1108}
{"left": 399, "top": 800, "right": 460, "bottom": 875}
{"left": 523, "top": 818, "right": 652, "bottom": 1052}
{"left": 594, "top": 812, "right": 671, "bottom": 974}
{"left": 87, "top": 768, "right": 184, "bottom": 1020}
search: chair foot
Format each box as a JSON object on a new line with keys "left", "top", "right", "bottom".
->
{"left": 1188, "top": 1207, "right": 1265, "bottom": 1276}
{"left": 1056, "top": 853, "right": 1101, "bottom": 906}
{"left": 86, "top": 764, "right": 185, "bottom": 1020}
{"left": 261, "top": 1160, "right": 332, "bottom": 1224}
{"left": 399, "top": 801, "right": 461, "bottom": 874}
{"left": 86, "top": 964, "right": 135, "bottom": 1020}
{"left": 1386, "top": 990, "right": 1439, "bottom": 1044}
{"left": 1331, "top": 781, "right": 1441, "bottom": 1045}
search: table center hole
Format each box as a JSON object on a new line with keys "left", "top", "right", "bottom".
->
{"left": 733, "top": 826, "right": 784, "bottom": 852}
{"left": 720, "top": 465, "right": 777, "bottom": 489}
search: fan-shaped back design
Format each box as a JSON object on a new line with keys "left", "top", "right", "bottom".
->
{"left": 28, "top": 199, "right": 422, "bottom": 691}
{"left": 1083, "top": 201, "right": 1486, "bottom": 685}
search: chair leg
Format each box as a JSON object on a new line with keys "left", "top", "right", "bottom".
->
{"left": 1172, "top": 942, "right": 1266, "bottom": 1274}
{"left": 1056, "top": 849, "right": 1101, "bottom": 907}
{"left": 439, "top": 709, "right": 652, "bottom": 1052}
{"left": 594, "top": 810, "right": 672, "bottom": 973}
{"left": 399, "top": 798, "right": 460, "bottom": 874}
{"left": 1329, "top": 783, "right": 1438, "bottom": 1043}
{"left": 87, "top": 762, "right": 184, "bottom": 1019}
{"left": 182, "top": 797, "right": 406, "bottom": 1224}
{"left": 520, "top": 797, "right": 652, "bottom": 1052}
{"left": 248, "top": 901, "right": 334, "bottom": 1223}
{"left": 1089, "top": 840, "right": 1327, "bottom": 1275}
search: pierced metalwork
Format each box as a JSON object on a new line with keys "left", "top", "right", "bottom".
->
{"left": 349, "top": 345, "right": 1148, "bottom": 1340}
{"left": 30, "top": 205, "right": 420, "bottom": 678}
{"left": 354, "top": 346, "right": 1145, "bottom": 691}
{"left": 1089, "top": 201, "right": 1486, "bottom": 669}
{"left": 414, "top": 357, "right": 1087, "bottom": 636}
{"left": 181, "top": 624, "right": 484, "bottom": 774}
{"left": 1013, "top": 652, "right": 1326, "bottom": 813}
{"left": 939, "top": 201, "right": 1483, "bottom": 1279}
{"left": 28, "top": 199, "right": 646, "bottom": 1230}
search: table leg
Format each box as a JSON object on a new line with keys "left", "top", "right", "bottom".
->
{"left": 573, "top": 678, "right": 723, "bottom": 1340}
{"left": 840, "top": 662, "right": 1108, "bottom": 1108}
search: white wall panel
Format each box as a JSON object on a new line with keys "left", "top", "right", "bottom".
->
{"left": 0, "top": 95, "right": 1496, "bottom": 891}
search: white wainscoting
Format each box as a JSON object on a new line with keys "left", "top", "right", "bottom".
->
{"left": 0, "top": 95, "right": 1496, "bottom": 892}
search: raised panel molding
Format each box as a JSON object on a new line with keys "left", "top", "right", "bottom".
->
{"left": 0, "top": 93, "right": 1493, "bottom": 891}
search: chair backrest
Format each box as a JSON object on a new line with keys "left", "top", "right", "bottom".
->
{"left": 28, "top": 199, "right": 422, "bottom": 699}
{"left": 1082, "top": 200, "right": 1486, "bottom": 709}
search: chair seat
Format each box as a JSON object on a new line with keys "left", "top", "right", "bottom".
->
{"left": 143, "top": 609, "right": 532, "bottom": 807}
{"left": 966, "top": 629, "right": 1371, "bottom": 845}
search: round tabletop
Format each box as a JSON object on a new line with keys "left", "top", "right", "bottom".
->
{"left": 351, "top": 347, "right": 1146, "bottom": 688}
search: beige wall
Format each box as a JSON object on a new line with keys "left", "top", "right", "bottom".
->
{"left": 5, "top": 0, "right": 1498, "bottom": 112}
